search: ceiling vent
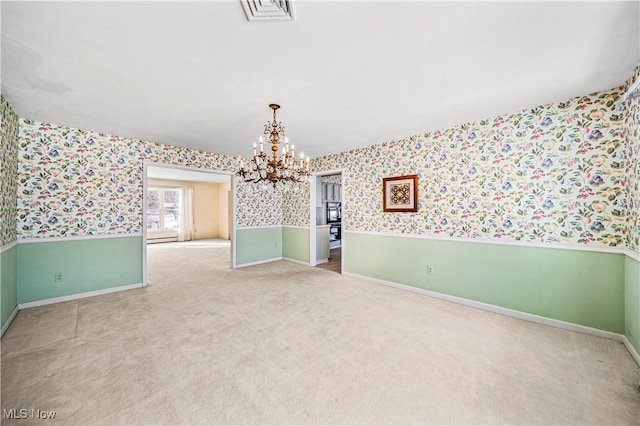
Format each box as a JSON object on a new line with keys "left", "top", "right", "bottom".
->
{"left": 241, "top": 0, "right": 296, "bottom": 21}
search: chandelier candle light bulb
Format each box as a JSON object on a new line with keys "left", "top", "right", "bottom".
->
{"left": 236, "top": 104, "right": 311, "bottom": 188}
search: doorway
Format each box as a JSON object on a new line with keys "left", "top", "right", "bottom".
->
{"left": 310, "top": 170, "right": 343, "bottom": 274}
{"left": 143, "top": 163, "right": 236, "bottom": 286}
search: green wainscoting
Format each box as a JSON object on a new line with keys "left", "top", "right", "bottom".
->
{"left": 1, "top": 244, "right": 18, "bottom": 329}
{"left": 17, "top": 236, "right": 143, "bottom": 304}
{"left": 344, "top": 232, "right": 625, "bottom": 334}
{"left": 282, "top": 227, "right": 310, "bottom": 263}
{"left": 235, "top": 227, "right": 282, "bottom": 266}
{"left": 625, "top": 255, "right": 640, "bottom": 354}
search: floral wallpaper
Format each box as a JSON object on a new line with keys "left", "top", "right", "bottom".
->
{"left": 280, "top": 175, "right": 342, "bottom": 227}
{"left": 8, "top": 66, "right": 640, "bottom": 251}
{"left": 1, "top": 95, "right": 19, "bottom": 246}
{"left": 321, "top": 174, "right": 342, "bottom": 185}
{"left": 16, "top": 119, "right": 281, "bottom": 239}
{"left": 625, "top": 64, "right": 640, "bottom": 253}
{"left": 282, "top": 184, "right": 310, "bottom": 227}
{"left": 312, "top": 87, "right": 629, "bottom": 248}
{"left": 236, "top": 181, "right": 283, "bottom": 227}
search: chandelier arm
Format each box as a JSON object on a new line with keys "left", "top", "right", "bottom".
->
{"left": 237, "top": 103, "right": 310, "bottom": 188}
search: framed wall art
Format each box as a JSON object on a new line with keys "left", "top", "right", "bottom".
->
{"left": 382, "top": 174, "right": 418, "bottom": 212}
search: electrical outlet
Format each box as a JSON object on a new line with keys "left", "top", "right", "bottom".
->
{"left": 54, "top": 273, "right": 63, "bottom": 283}
{"left": 427, "top": 265, "right": 433, "bottom": 275}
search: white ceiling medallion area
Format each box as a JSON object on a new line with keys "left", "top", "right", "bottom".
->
{"left": 241, "top": 0, "right": 296, "bottom": 21}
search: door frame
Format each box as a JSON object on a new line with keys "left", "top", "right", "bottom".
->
{"left": 142, "top": 162, "right": 237, "bottom": 286}
{"left": 309, "top": 168, "right": 344, "bottom": 273}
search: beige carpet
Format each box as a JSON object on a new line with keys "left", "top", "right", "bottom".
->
{"left": 2, "top": 242, "right": 640, "bottom": 425}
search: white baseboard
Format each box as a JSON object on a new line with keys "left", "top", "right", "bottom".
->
{"left": 234, "top": 257, "right": 282, "bottom": 268}
{"left": 283, "top": 257, "right": 311, "bottom": 266}
{"left": 316, "top": 258, "right": 329, "bottom": 264}
{"left": 18, "top": 283, "right": 144, "bottom": 310}
{"left": 1, "top": 305, "right": 19, "bottom": 338}
{"left": 343, "top": 271, "right": 626, "bottom": 342}
{"left": 622, "top": 336, "right": 640, "bottom": 368}
{"left": 235, "top": 257, "right": 314, "bottom": 268}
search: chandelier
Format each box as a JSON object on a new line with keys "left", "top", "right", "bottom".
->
{"left": 237, "top": 104, "right": 310, "bottom": 188}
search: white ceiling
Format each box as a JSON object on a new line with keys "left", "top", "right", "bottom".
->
{"left": 2, "top": 1, "right": 639, "bottom": 159}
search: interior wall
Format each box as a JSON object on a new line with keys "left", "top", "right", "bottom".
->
{"left": 624, "top": 63, "right": 640, "bottom": 353}
{"left": 281, "top": 182, "right": 311, "bottom": 263}
{"left": 12, "top": 118, "right": 281, "bottom": 304}
{"left": 624, "top": 64, "right": 640, "bottom": 254}
{"left": 346, "top": 232, "right": 624, "bottom": 333}
{"left": 218, "top": 180, "right": 230, "bottom": 240}
{"left": 315, "top": 86, "right": 628, "bottom": 247}
{"left": 193, "top": 181, "right": 219, "bottom": 239}
{"left": 321, "top": 174, "right": 342, "bottom": 184}
{"left": 16, "top": 119, "right": 280, "bottom": 238}
{"left": 309, "top": 85, "right": 631, "bottom": 334}
{"left": 0, "top": 95, "right": 19, "bottom": 330}
{"left": 625, "top": 256, "right": 640, "bottom": 351}
{"left": 17, "top": 236, "right": 142, "bottom": 304}
{"left": 236, "top": 227, "right": 281, "bottom": 265}
{"left": 0, "top": 96, "right": 19, "bottom": 246}
{"left": 282, "top": 184, "right": 310, "bottom": 227}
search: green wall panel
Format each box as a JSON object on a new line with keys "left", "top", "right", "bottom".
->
{"left": 17, "top": 236, "right": 143, "bottom": 304}
{"left": 625, "top": 255, "right": 640, "bottom": 353}
{"left": 1, "top": 245, "right": 18, "bottom": 328}
{"left": 282, "top": 227, "right": 310, "bottom": 263}
{"left": 344, "top": 232, "right": 624, "bottom": 333}
{"left": 235, "top": 227, "right": 282, "bottom": 266}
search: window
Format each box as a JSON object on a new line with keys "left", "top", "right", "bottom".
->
{"left": 147, "top": 188, "right": 181, "bottom": 230}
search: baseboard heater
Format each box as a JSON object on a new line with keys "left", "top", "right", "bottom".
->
{"left": 147, "top": 230, "right": 179, "bottom": 244}
{"left": 147, "top": 236, "right": 178, "bottom": 244}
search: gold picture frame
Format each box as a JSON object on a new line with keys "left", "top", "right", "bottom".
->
{"left": 382, "top": 175, "right": 418, "bottom": 212}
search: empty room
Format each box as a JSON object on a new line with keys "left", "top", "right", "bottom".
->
{"left": 1, "top": 1, "right": 640, "bottom": 424}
